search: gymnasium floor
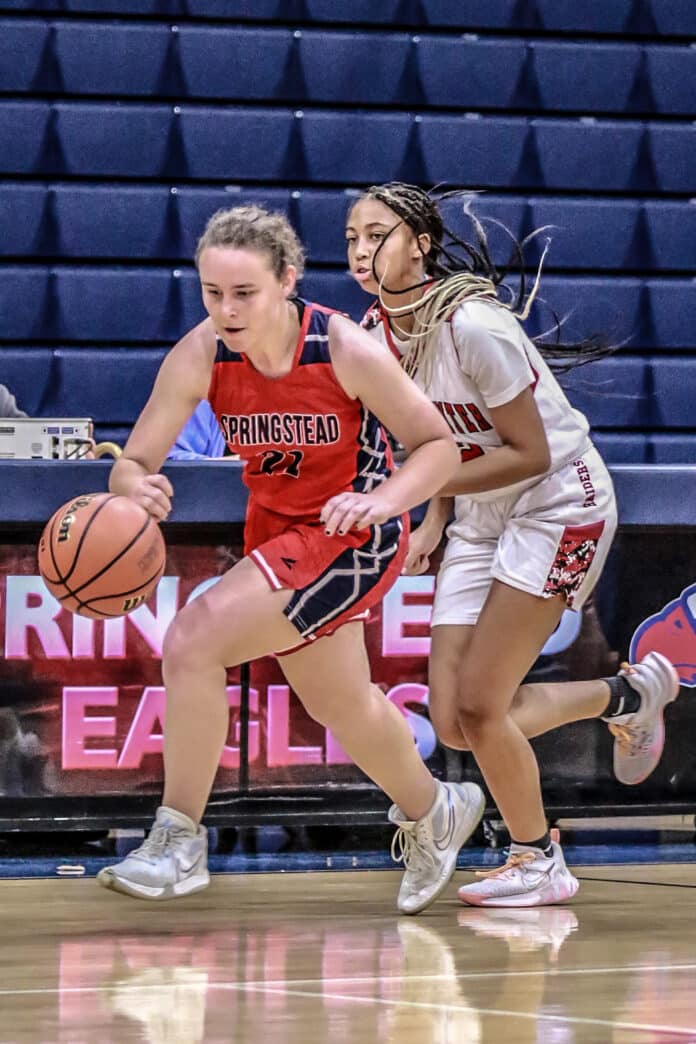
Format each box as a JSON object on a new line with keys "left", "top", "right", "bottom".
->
{"left": 2, "top": 834, "right": 696, "bottom": 1042}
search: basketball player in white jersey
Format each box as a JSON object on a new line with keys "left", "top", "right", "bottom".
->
{"left": 346, "top": 182, "right": 680, "bottom": 908}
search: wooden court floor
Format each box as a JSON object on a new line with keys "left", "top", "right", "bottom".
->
{"left": 2, "top": 863, "right": 696, "bottom": 1043}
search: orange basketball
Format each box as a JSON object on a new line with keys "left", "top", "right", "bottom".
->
{"left": 38, "top": 492, "right": 166, "bottom": 619}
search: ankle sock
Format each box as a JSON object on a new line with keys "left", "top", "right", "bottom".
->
{"left": 511, "top": 831, "right": 552, "bottom": 855}
{"left": 601, "top": 674, "right": 640, "bottom": 719}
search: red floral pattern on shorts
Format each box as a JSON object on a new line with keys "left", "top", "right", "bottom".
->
{"left": 543, "top": 521, "right": 606, "bottom": 606}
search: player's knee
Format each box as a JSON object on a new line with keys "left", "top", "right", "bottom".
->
{"left": 431, "top": 715, "right": 471, "bottom": 751}
{"left": 428, "top": 697, "right": 470, "bottom": 750}
{"left": 454, "top": 666, "right": 498, "bottom": 736}
{"left": 162, "top": 602, "right": 209, "bottom": 675}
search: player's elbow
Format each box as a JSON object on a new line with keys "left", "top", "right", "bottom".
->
{"left": 523, "top": 441, "right": 552, "bottom": 478}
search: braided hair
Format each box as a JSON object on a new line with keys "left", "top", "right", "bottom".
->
{"left": 351, "top": 182, "right": 609, "bottom": 383}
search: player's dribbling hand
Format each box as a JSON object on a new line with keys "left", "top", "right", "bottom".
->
{"left": 129, "top": 474, "right": 173, "bottom": 522}
{"left": 320, "top": 491, "right": 395, "bottom": 536}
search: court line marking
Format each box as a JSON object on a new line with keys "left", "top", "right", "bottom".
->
{"left": 240, "top": 984, "right": 696, "bottom": 1037}
{"left": 577, "top": 876, "right": 696, "bottom": 889}
{"left": 3, "top": 961, "right": 696, "bottom": 997}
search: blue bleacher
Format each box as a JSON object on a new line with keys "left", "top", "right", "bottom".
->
{"left": 563, "top": 356, "right": 696, "bottom": 430}
{"left": 0, "top": 102, "right": 50, "bottom": 174}
{"left": 594, "top": 433, "right": 696, "bottom": 466}
{"left": 530, "top": 43, "right": 641, "bottom": 113}
{"left": 3, "top": 100, "right": 695, "bottom": 195}
{"left": 3, "top": 0, "right": 696, "bottom": 36}
{"left": 4, "top": 23, "right": 696, "bottom": 120}
{"left": 2, "top": 268, "right": 695, "bottom": 354}
{"left": 0, "top": 20, "right": 49, "bottom": 90}
{"left": 643, "top": 202, "right": 696, "bottom": 271}
{"left": 416, "top": 37, "right": 527, "bottom": 110}
{"left": 649, "top": 125, "right": 696, "bottom": 193}
{"left": 1, "top": 6, "right": 695, "bottom": 466}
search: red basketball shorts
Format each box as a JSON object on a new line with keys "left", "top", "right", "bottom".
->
{"left": 245, "top": 500, "right": 409, "bottom": 645}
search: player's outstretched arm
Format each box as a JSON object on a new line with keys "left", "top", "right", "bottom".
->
{"left": 109, "top": 319, "right": 216, "bottom": 520}
{"left": 322, "top": 315, "right": 459, "bottom": 535}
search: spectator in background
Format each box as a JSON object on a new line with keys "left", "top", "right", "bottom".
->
{"left": 0, "top": 384, "right": 27, "bottom": 419}
{"left": 168, "top": 400, "right": 228, "bottom": 461}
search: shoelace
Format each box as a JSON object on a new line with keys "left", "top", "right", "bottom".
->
{"left": 607, "top": 661, "right": 652, "bottom": 755}
{"left": 391, "top": 825, "right": 437, "bottom": 875}
{"left": 132, "top": 825, "right": 178, "bottom": 860}
{"left": 608, "top": 722, "right": 652, "bottom": 755}
{"left": 474, "top": 850, "right": 536, "bottom": 880}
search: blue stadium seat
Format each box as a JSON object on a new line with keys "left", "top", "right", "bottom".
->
{"left": 643, "top": 202, "right": 696, "bottom": 271}
{"left": 300, "top": 112, "right": 414, "bottom": 184}
{"left": 178, "top": 27, "right": 294, "bottom": 100}
{"left": 646, "top": 46, "right": 696, "bottom": 116}
{"left": 53, "top": 348, "right": 165, "bottom": 423}
{"left": 4, "top": 0, "right": 191, "bottom": 11}
{"left": 416, "top": 37, "right": 527, "bottom": 110}
{"left": 186, "top": 0, "right": 292, "bottom": 17}
{"left": 421, "top": 0, "right": 532, "bottom": 28}
{"left": 298, "top": 32, "right": 412, "bottom": 106}
{"left": 533, "top": 119, "right": 646, "bottom": 191}
{"left": 178, "top": 268, "right": 209, "bottom": 332}
{"left": 593, "top": 433, "right": 696, "bottom": 464}
{"left": 524, "top": 277, "right": 642, "bottom": 348}
{"left": 648, "top": 281, "right": 696, "bottom": 349}
{"left": 177, "top": 187, "right": 292, "bottom": 258}
{"left": 55, "top": 104, "right": 173, "bottom": 177}
{"left": 527, "top": 199, "right": 640, "bottom": 270}
{"left": 650, "top": 125, "right": 696, "bottom": 192}
{"left": 52, "top": 186, "right": 173, "bottom": 258}
{"left": 54, "top": 23, "right": 171, "bottom": 95}
{"left": 649, "top": 0, "right": 696, "bottom": 36}
{"left": 534, "top": 0, "right": 635, "bottom": 34}
{"left": 0, "top": 185, "right": 48, "bottom": 255}
{"left": 301, "top": 0, "right": 531, "bottom": 27}
{"left": 179, "top": 108, "right": 296, "bottom": 181}
{"left": 294, "top": 189, "right": 357, "bottom": 265}
{"left": 53, "top": 268, "right": 176, "bottom": 342}
{"left": 0, "top": 20, "right": 50, "bottom": 91}
{"left": 530, "top": 43, "right": 641, "bottom": 112}
{"left": 93, "top": 424, "right": 132, "bottom": 446}
{"left": 562, "top": 356, "right": 675, "bottom": 430}
{"left": 651, "top": 358, "right": 696, "bottom": 425}
{"left": 0, "top": 103, "right": 50, "bottom": 174}
{"left": 6, "top": 344, "right": 159, "bottom": 432}
{"left": 419, "top": 116, "right": 528, "bottom": 188}
{"left": 0, "top": 267, "right": 49, "bottom": 340}
{"left": 7, "top": 186, "right": 291, "bottom": 261}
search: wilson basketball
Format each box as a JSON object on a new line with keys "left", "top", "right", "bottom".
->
{"left": 38, "top": 492, "right": 166, "bottom": 619}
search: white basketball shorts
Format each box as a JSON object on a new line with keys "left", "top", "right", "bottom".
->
{"left": 431, "top": 443, "right": 617, "bottom": 627}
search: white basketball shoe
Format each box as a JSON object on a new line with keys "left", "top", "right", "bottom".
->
{"left": 389, "top": 780, "right": 486, "bottom": 915}
{"left": 604, "top": 652, "right": 680, "bottom": 785}
{"left": 97, "top": 805, "right": 209, "bottom": 900}
{"left": 457, "top": 833, "right": 578, "bottom": 909}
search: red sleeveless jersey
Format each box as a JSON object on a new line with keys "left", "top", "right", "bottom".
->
{"left": 207, "top": 300, "right": 395, "bottom": 523}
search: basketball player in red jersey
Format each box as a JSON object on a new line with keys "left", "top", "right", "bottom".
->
{"left": 346, "top": 182, "right": 680, "bottom": 908}
{"left": 97, "top": 205, "right": 485, "bottom": 914}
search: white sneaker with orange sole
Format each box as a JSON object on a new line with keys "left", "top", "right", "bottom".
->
{"left": 457, "top": 832, "right": 578, "bottom": 909}
{"left": 604, "top": 651, "right": 680, "bottom": 786}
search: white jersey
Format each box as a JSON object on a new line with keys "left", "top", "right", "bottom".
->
{"left": 361, "top": 297, "right": 592, "bottom": 502}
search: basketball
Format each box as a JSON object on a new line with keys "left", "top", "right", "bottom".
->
{"left": 37, "top": 492, "right": 166, "bottom": 619}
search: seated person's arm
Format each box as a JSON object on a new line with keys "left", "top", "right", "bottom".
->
{"left": 167, "top": 400, "right": 226, "bottom": 460}
{"left": 0, "top": 384, "right": 28, "bottom": 419}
